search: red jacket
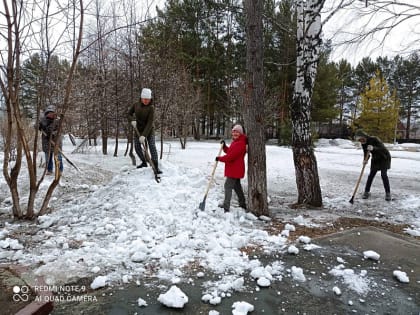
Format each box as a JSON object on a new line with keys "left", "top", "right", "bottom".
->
{"left": 218, "top": 134, "right": 247, "bottom": 179}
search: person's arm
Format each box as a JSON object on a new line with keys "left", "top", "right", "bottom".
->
{"left": 127, "top": 105, "right": 135, "bottom": 122}
{"left": 218, "top": 142, "right": 245, "bottom": 163}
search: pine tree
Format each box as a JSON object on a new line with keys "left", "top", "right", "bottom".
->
{"left": 355, "top": 70, "right": 399, "bottom": 142}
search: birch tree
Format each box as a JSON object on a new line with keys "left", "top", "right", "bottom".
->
{"left": 290, "top": 0, "right": 324, "bottom": 207}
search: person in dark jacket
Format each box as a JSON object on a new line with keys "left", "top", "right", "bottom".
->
{"left": 39, "top": 105, "right": 63, "bottom": 175}
{"left": 354, "top": 130, "right": 391, "bottom": 201}
{"left": 128, "top": 88, "right": 162, "bottom": 174}
{"left": 216, "top": 124, "right": 247, "bottom": 212}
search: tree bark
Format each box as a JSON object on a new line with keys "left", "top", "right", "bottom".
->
{"left": 244, "top": 0, "right": 269, "bottom": 216}
{"left": 291, "top": 0, "right": 323, "bottom": 207}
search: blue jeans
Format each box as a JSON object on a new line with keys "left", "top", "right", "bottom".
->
{"left": 45, "top": 152, "right": 63, "bottom": 173}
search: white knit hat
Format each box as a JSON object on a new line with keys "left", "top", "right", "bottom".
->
{"left": 140, "top": 88, "right": 152, "bottom": 99}
{"left": 232, "top": 124, "right": 244, "bottom": 134}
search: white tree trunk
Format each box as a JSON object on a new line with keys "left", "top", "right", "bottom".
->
{"left": 291, "top": 0, "right": 324, "bottom": 207}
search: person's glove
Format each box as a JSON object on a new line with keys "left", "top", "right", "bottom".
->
{"left": 220, "top": 140, "right": 226, "bottom": 147}
{"left": 367, "top": 145, "right": 373, "bottom": 151}
{"left": 215, "top": 157, "right": 219, "bottom": 162}
{"left": 130, "top": 121, "right": 137, "bottom": 128}
{"left": 140, "top": 136, "right": 146, "bottom": 144}
{"left": 363, "top": 154, "right": 371, "bottom": 165}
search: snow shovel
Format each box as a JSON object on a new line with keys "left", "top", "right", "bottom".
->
{"left": 349, "top": 153, "right": 370, "bottom": 204}
{"left": 41, "top": 131, "right": 81, "bottom": 172}
{"left": 132, "top": 126, "right": 161, "bottom": 183}
{"left": 198, "top": 144, "right": 224, "bottom": 211}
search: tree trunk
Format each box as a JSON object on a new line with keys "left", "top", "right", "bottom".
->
{"left": 244, "top": 0, "right": 268, "bottom": 216}
{"left": 291, "top": 0, "right": 323, "bottom": 207}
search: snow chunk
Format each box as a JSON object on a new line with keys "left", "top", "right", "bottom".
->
{"left": 90, "top": 275, "right": 108, "bottom": 290}
{"left": 337, "top": 257, "right": 345, "bottom": 264}
{"left": 259, "top": 215, "right": 271, "bottom": 222}
{"left": 250, "top": 267, "right": 273, "bottom": 281}
{"left": 333, "top": 286, "right": 342, "bottom": 296}
{"left": 291, "top": 266, "right": 306, "bottom": 282}
{"left": 303, "top": 244, "right": 321, "bottom": 251}
{"left": 257, "top": 277, "right": 271, "bottom": 287}
{"left": 232, "top": 301, "right": 254, "bottom": 315}
{"left": 91, "top": 266, "right": 100, "bottom": 273}
{"left": 393, "top": 270, "right": 409, "bottom": 283}
{"left": 137, "top": 297, "right": 148, "bottom": 307}
{"left": 363, "top": 250, "right": 380, "bottom": 261}
{"left": 284, "top": 223, "right": 296, "bottom": 231}
{"left": 287, "top": 245, "right": 299, "bottom": 255}
{"left": 157, "top": 285, "right": 188, "bottom": 308}
{"left": 404, "top": 228, "right": 420, "bottom": 237}
{"left": 0, "top": 238, "right": 24, "bottom": 250}
{"left": 131, "top": 251, "right": 147, "bottom": 263}
{"left": 280, "top": 229, "right": 290, "bottom": 237}
{"left": 298, "top": 236, "right": 311, "bottom": 244}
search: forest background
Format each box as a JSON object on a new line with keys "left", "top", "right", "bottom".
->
{"left": 0, "top": 0, "right": 419, "bottom": 219}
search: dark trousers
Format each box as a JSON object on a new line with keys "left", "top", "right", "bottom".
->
{"left": 364, "top": 169, "right": 390, "bottom": 193}
{"left": 223, "top": 177, "right": 246, "bottom": 210}
{"left": 134, "top": 134, "right": 158, "bottom": 165}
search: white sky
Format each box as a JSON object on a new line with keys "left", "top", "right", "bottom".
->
{"left": 0, "top": 137, "right": 419, "bottom": 312}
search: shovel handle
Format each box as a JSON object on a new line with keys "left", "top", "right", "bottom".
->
{"left": 202, "top": 144, "right": 224, "bottom": 198}
{"left": 349, "top": 153, "right": 370, "bottom": 203}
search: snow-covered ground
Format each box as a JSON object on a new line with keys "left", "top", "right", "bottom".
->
{"left": 0, "top": 137, "right": 419, "bottom": 311}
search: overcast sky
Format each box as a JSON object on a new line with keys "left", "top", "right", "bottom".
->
{"left": 322, "top": 0, "right": 420, "bottom": 65}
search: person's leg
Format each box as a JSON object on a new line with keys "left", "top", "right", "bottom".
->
{"left": 233, "top": 179, "right": 246, "bottom": 209}
{"left": 46, "top": 152, "right": 53, "bottom": 173}
{"left": 223, "top": 177, "right": 235, "bottom": 212}
{"left": 363, "top": 169, "right": 378, "bottom": 198}
{"left": 381, "top": 169, "right": 391, "bottom": 200}
{"left": 147, "top": 134, "right": 162, "bottom": 173}
{"left": 57, "top": 152, "right": 63, "bottom": 173}
{"left": 134, "top": 136, "right": 147, "bottom": 166}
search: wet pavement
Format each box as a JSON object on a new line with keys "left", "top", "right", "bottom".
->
{"left": 2, "top": 227, "right": 420, "bottom": 314}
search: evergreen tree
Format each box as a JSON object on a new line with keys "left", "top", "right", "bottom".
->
{"left": 393, "top": 53, "right": 420, "bottom": 139}
{"left": 20, "top": 54, "right": 43, "bottom": 118}
{"left": 312, "top": 49, "right": 340, "bottom": 126}
{"left": 355, "top": 70, "right": 399, "bottom": 142}
{"left": 335, "top": 59, "right": 355, "bottom": 135}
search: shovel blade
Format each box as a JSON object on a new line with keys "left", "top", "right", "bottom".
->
{"left": 198, "top": 197, "right": 206, "bottom": 211}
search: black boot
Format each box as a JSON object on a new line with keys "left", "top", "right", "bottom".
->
{"left": 153, "top": 160, "right": 162, "bottom": 174}
{"left": 137, "top": 161, "right": 148, "bottom": 168}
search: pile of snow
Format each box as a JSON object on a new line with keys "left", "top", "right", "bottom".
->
{"left": 157, "top": 285, "right": 188, "bottom": 308}
{"left": 0, "top": 138, "right": 419, "bottom": 312}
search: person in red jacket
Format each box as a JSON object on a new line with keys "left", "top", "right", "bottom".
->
{"left": 216, "top": 124, "right": 247, "bottom": 212}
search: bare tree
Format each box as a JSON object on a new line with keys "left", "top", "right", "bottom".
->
{"left": 324, "top": 1, "right": 420, "bottom": 59}
{"left": 243, "top": 0, "right": 269, "bottom": 216}
{"left": 0, "top": 0, "right": 84, "bottom": 218}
